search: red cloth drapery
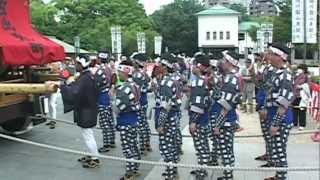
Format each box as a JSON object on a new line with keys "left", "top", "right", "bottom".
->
{"left": 0, "top": 0, "right": 65, "bottom": 65}
{"left": 309, "top": 82, "right": 320, "bottom": 122}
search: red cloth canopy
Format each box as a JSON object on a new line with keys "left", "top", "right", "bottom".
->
{"left": 0, "top": 0, "right": 65, "bottom": 65}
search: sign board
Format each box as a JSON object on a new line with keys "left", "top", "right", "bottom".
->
{"left": 137, "top": 32, "right": 146, "bottom": 53}
{"left": 256, "top": 24, "right": 273, "bottom": 52}
{"left": 74, "top": 36, "right": 80, "bottom": 55}
{"left": 292, "top": 0, "right": 305, "bottom": 43}
{"left": 154, "top": 36, "right": 162, "bottom": 55}
{"left": 292, "top": 0, "right": 318, "bottom": 43}
{"left": 111, "top": 26, "right": 122, "bottom": 54}
{"left": 306, "top": 0, "right": 317, "bottom": 43}
{"left": 256, "top": 30, "right": 263, "bottom": 53}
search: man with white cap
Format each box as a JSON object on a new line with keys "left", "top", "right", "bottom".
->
{"left": 264, "top": 43, "right": 293, "bottom": 180}
{"left": 115, "top": 60, "right": 141, "bottom": 180}
{"left": 94, "top": 50, "right": 117, "bottom": 153}
{"left": 58, "top": 55, "right": 100, "bottom": 168}
{"left": 156, "top": 53, "right": 180, "bottom": 180}
{"left": 212, "top": 50, "right": 242, "bottom": 180}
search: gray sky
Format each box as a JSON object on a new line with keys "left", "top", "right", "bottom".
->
{"left": 42, "top": 0, "right": 173, "bottom": 15}
{"left": 139, "top": 0, "right": 174, "bottom": 15}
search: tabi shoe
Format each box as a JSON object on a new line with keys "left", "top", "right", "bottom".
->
{"left": 82, "top": 159, "right": 100, "bottom": 168}
{"left": 190, "top": 170, "right": 198, "bottom": 175}
{"left": 190, "top": 170, "right": 208, "bottom": 177}
{"left": 260, "top": 162, "right": 275, "bottom": 167}
{"left": 133, "top": 171, "right": 141, "bottom": 177}
{"left": 178, "top": 148, "right": 184, "bottom": 155}
{"left": 217, "top": 176, "right": 233, "bottom": 180}
{"left": 145, "top": 144, "right": 153, "bottom": 152}
{"left": 209, "top": 160, "right": 219, "bottom": 166}
{"left": 98, "top": 146, "right": 110, "bottom": 153}
{"left": 46, "top": 121, "right": 56, "bottom": 129}
{"left": 119, "top": 173, "right": 134, "bottom": 180}
{"left": 264, "top": 176, "right": 278, "bottom": 180}
{"left": 78, "top": 156, "right": 91, "bottom": 163}
{"left": 106, "top": 143, "right": 117, "bottom": 149}
{"left": 254, "top": 154, "right": 267, "bottom": 161}
{"left": 162, "top": 172, "right": 179, "bottom": 179}
{"left": 195, "top": 174, "right": 206, "bottom": 180}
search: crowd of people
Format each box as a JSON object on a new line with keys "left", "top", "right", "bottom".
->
{"left": 47, "top": 42, "right": 314, "bottom": 180}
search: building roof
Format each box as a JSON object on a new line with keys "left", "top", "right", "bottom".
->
{"left": 196, "top": 5, "right": 240, "bottom": 16}
{"left": 239, "top": 21, "right": 260, "bottom": 31}
{"left": 47, "top": 36, "right": 90, "bottom": 54}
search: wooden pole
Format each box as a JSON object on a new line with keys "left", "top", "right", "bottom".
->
{"left": 303, "top": 0, "right": 307, "bottom": 64}
{"left": 0, "top": 83, "right": 58, "bottom": 94}
{"left": 36, "top": 73, "right": 61, "bottom": 82}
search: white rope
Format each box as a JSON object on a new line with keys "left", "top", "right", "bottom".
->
{"left": 0, "top": 133, "right": 318, "bottom": 172}
{"left": 33, "top": 115, "right": 320, "bottom": 138}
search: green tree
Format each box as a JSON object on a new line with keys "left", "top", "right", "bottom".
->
{"left": 248, "top": 26, "right": 259, "bottom": 42}
{"left": 228, "top": 3, "right": 250, "bottom": 21}
{"left": 31, "top": 0, "right": 59, "bottom": 36}
{"left": 151, "top": 0, "right": 204, "bottom": 55}
{"left": 31, "top": 0, "right": 157, "bottom": 55}
{"left": 272, "top": 0, "right": 292, "bottom": 43}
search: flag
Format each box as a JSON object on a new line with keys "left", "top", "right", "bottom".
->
{"left": 308, "top": 83, "right": 320, "bottom": 122}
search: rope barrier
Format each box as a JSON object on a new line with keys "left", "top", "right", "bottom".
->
{"left": 0, "top": 133, "right": 318, "bottom": 172}
{"left": 30, "top": 115, "right": 320, "bottom": 139}
{"left": 242, "top": 102, "right": 320, "bottom": 110}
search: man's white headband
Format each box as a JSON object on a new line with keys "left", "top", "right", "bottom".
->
{"left": 76, "top": 57, "right": 91, "bottom": 68}
{"left": 269, "top": 46, "right": 288, "bottom": 61}
{"left": 161, "top": 59, "right": 173, "bottom": 69}
{"left": 98, "top": 52, "right": 108, "bottom": 59}
{"left": 117, "top": 64, "right": 134, "bottom": 75}
{"left": 222, "top": 51, "right": 238, "bottom": 67}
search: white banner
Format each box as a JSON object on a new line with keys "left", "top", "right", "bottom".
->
{"left": 154, "top": 36, "right": 162, "bottom": 55}
{"left": 292, "top": 0, "right": 305, "bottom": 43}
{"left": 256, "top": 24, "right": 273, "bottom": 53}
{"left": 306, "top": 0, "right": 318, "bottom": 43}
{"left": 111, "top": 26, "right": 122, "bottom": 54}
{"left": 137, "top": 32, "right": 146, "bottom": 53}
{"left": 256, "top": 30, "right": 263, "bottom": 53}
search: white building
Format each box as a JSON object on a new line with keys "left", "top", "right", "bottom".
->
{"left": 238, "top": 21, "right": 260, "bottom": 55}
{"left": 202, "top": 0, "right": 230, "bottom": 7}
{"left": 197, "top": 5, "right": 240, "bottom": 52}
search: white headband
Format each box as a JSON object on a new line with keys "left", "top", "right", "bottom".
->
{"left": 269, "top": 46, "right": 288, "bottom": 61}
{"left": 98, "top": 53, "right": 108, "bottom": 59}
{"left": 117, "top": 64, "right": 134, "bottom": 75}
{"left": 161, "top": 59, "right": 173, "bottom": 69}
{"left": 223, "top": 53, "right": 238, "bottom": 67}
{"left": 130, "top": 52, "right": 139, "bottom": 60}
{"left": 76, "top": 57, "right": 91, "bottom": 68}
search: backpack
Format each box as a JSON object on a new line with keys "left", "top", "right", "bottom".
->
{"left": 94, "top": 64, "right": 113, "bottom": 91}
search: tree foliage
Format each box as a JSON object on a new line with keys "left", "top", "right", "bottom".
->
{"left": 228, "top": 3, "right": 250, "bottom": 21}
{"left": 151, "top": 0, "right": 204, "bottom": 55}
{"left": 248, "top": 26, "right": 259, "bottom": 42}
{"left": 272, "top": 0, "right": 292, "bottom": 43}
{"left": 31, "top": 0, "right": 59, "bottom": 36}
{"left": 31, "top": 0, "right": 157, "bottom": 55}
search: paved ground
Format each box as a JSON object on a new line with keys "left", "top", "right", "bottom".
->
{"left": 0, "top": 94, "right": 319, "bottom": 180}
